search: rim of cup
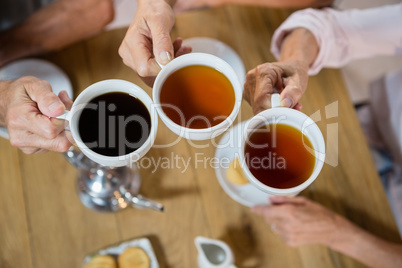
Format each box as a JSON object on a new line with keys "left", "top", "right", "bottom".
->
{"left": 239, "top": 106, "right": 326, "bottom": 195}
{"left": 68, "top": 79, "right": 158, "bottom": 167}
{"left": 152, "top": 53, "right": 243, "bottom": 140}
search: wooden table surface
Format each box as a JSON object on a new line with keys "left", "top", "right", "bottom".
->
{"left": 0, "top": 5, "right": 400, "bottom": 268}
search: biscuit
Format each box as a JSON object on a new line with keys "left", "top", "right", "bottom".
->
{"left": 84, "top": 255, "right": 116, "bottom": 268}
{"left": 118, "top": 247, "right": 150, "bottom": 268}
{"left": 226, "top": 158, "right": 249, "bottom": 185}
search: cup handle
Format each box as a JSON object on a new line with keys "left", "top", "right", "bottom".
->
{"left": 155, "top": 59, "right": 165, "bottom": 69}
{"left": 271, "top": 93, "right": 281, "bottom": 108}
{"left": 56, "top": 110, "right": 70, "bottom": 120}
{"left": 55, "top": 110, "right": 71, "bottom": 130}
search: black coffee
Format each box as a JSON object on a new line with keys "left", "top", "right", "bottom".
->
{"left": 78, "top": 92, "right": 151, "bottom": 157}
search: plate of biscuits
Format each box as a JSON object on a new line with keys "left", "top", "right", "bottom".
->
{"left": 83, "top": 237, "right": 159, "bottom": 268}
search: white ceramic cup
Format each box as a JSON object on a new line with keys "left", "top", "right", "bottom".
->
{"left": 238, "top": 94, "right": 326, "bottom": 196}
{"left": 152, "top": 53, "right": 243, "bottom": 140}
{"left": 58, "top": 79, "right": 158, "bottom": 167}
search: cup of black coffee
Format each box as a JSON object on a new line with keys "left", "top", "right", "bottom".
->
{"left": 58, "top": 79, "right": 158, "bottom": 167}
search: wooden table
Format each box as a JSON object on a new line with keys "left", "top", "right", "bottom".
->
{"left": 0, "top": 5, "right": 400, "bottom": 268}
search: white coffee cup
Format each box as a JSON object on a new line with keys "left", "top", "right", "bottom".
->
{"left": 238, "top": 94, "right": 326, "bottom": 196}
{"left": 152, "top": 53, "right": 243, "bottom": 140}
{"left": 58, "top": 79, "right": 158, "bottom": 167}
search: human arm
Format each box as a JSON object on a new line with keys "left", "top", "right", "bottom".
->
{"left": 0, "top": 0, "right": 114, "bottom": 68}
{"left": 252, "top": 196, "right": 402, "bottom": 268}
{"left": 243, "top": 27, "right": 318, "bottom": 113}
{"left": 244, "top": 3, "right": 402, "bottom": 113}
{"left": 173, "top": 0, "right": 333, "bottom": 13}
{"left": 271, "top": 4, "right": 402, "bottom": 76}
{"left": 0, "top": 77, "right": 73, "bottom": 154}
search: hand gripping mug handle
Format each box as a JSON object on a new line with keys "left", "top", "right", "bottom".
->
{"left": 155, "top": 59, "right": 165, "bottom": 69}
{"left": 271, "top": 93, "right": 281, "bottom": 108}
{"left": 56, "top": 110, "right": 71, "bottom": 131}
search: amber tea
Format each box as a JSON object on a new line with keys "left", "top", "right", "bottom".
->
{"left": 159, "top": 65, "right": 235, "bottom": 129}
{"left": 244, "top": 123, "right": 315, "bottom": 189}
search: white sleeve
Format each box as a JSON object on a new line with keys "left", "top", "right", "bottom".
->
{"left": 271, "top": 4, "right": 402, "bottom": 75}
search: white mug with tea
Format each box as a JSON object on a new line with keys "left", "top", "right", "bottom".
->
{"left": 152, "top": 53, "right": 243, "bottom": 140}
{"left": 58, "top": 79, "right": 158, "bottom": 167}
{"left": 238, "top": 94, "right": 326, "bottom": 197}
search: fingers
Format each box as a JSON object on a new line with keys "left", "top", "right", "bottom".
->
{"left": 173, "top": 37, "right": 183, "bottom": 53}
{"left": 251, "top": 196, "right": 309, "bottom": 221}
{"left": 9, "top": 130, "right": 73, "bottom": 154}
{"left": 251, "top": 205, "right": 269, "bottom": 216}
{"left": 8, "top": 114, "right": 69, "bottom": 147}
{"left": 149, "top": 16, "right": 174, "bottom": 66}
{"left": 175, "top": 45, "right": 192, "bottom": 57}
{"left": 252, "top": 196, "right": 337, "bottom": 247}
{"left": 280, "top": 62, "right": 308, "bottom": 108}
{"left": 294, "top": 102, "right": 302, "bottom": 111}
{"left": 173, "top": 37, "right": 192, "bottom": 57}
{"left": 58, "top": 90, "right": 73, "bottom": 110}
{"left": 7, "top": 103, "right": 66, "bottom": 140}
{"left": 6, "top": 82, "right": 67, "bottom": 140}
{"left": 24, "top": 79, "right": 66, "bottom": 117}
{"left": 243, "top": 69, "right": 256, "bottom": 105}
{"left": 252, "top": 69, "right": 274, "bottom": 114}
{"left": 5, "top": 77, "right": 73, "bottom": 153}
{"left": 251, "top": 204, "right": 288, "bottom": 222}
{"left": 269, "top": 196, "right": 308, "bottom": 205}
{"left": 245, "top": 64, "right": 282, "bottom": 114}
{"left": 128, "top": 37, "right": 191, "bottom": 88}
{"left": 280, "top": 82, "right": 304, "bottom": 109}
{"left": 119, "top": 30, "right": 162, "bottom": 77}
{"left": 119, "top": 0, "right": 176, "bottom": 78}
{"left": 244, "top": 62, "right": 308, "bottom": 113}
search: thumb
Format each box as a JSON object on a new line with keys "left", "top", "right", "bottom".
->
{"left": 280, "top": 84, "right": 303, "bottom": 109}
{"left": 149, "top": 18, "right": 174, "bottom": 65}
{"left": 26, "top": 80, "right": 65, "bottom": 117}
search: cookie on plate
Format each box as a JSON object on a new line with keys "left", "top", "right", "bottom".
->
{"left": 118, "top": 247, "right": 150, "bottom": 268}
{"left": 84, "top": 255, "right": 116, "bottom": 268}
{"left": 226, "top": 158, "right": 249, "bottom": 185}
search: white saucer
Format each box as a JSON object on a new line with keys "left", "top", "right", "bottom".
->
{"left": 0, "top": 58, "right": 74, "bottom": 139}
{"left": 182, "top": 37, "right": 246, "bottom": 84}
{"left": 214, "top": 121, "right": 270, "bottom": 207}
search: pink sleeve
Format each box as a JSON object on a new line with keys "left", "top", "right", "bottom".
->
{"left": 271, "top": 4, "right": 402, "bottom": 75}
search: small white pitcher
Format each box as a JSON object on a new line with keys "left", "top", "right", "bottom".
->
{"left": 195, "top": 236, "right": 237, "bottom": 268}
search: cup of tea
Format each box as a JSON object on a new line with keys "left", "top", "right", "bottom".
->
{"left": 238, "top": 94, "right": 325, "bottom": 196}
{"left": 152, "top": 53, "right": 243, "bottom": 140}
{"left": 58, "top": 79, "right": 158, "bottom": 167}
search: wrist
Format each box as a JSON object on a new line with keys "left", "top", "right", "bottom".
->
{"left": 326, "top": 215, "right": 362, "bottom": 252}
{"left": 0, "top": 29, "right": 42, "bottom": 68}
{"left": 279, "top": 28, "right": 318, "bottom": 70}
{"left": 0, "top": 33, "right": 16, "bottom": 67}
